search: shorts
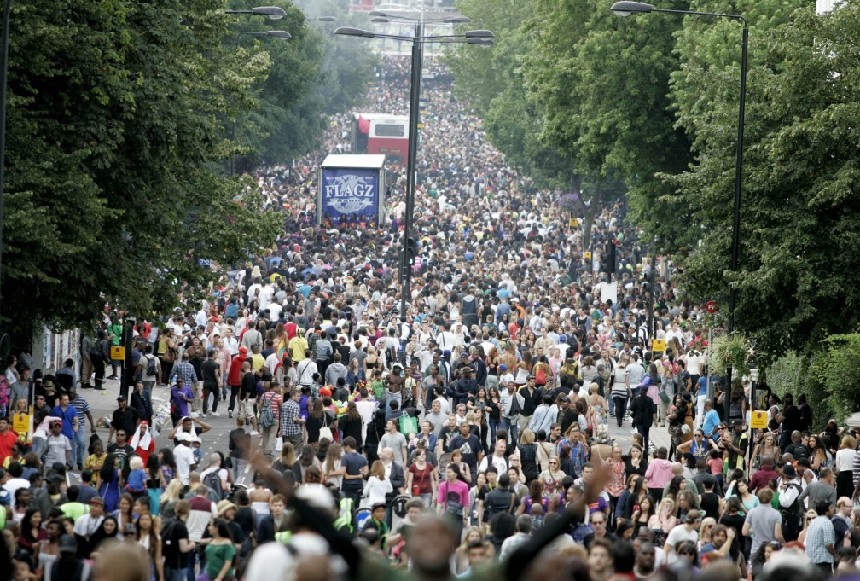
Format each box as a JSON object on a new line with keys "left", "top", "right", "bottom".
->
{"left": 239, "top": 398, "right": 255, "bottom": 421}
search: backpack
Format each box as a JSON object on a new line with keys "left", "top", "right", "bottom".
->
{"left": 202, "top": 470, "right": 224, "bottom": 503}
{"left": 145, "top": 355, "right": 157, "bottom": 377}
{"left": 259, "top": 394, "right": 275, "bottom": 429}
{"left": 535, "top": 366, "right": 547, "bottom": 386}
{"left": 444, "top": 486, "right": 464, "bottom": 516}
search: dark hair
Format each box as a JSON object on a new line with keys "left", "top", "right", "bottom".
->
{"left": 210, "top": 518, "right": 232, "bottom": 538}
{"left": 99, "top": 454, "right": 118, "bottom": 485}
{"left": 489, "top": 512, "right": 516, "bottom": 541}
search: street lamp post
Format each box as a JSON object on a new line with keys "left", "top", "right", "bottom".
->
{"left": 611, "top": 1, "right": 748, "bottom": 421}
{"left": 335, "top": 19, "right": 493, "bottom": 320}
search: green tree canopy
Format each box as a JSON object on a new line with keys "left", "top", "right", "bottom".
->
{"left": 2, "top": 0, "right": 287, "bottom": 339}
{"left": 669, "top": 1, "right": 857, "bottom": 358}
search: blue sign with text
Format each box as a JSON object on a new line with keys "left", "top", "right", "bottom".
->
{"left": 320, "top": 168, "right": 381, "bottom": 227}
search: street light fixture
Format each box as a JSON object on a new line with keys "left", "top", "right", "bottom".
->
{"left": 242, "top": 30, "right": 293, "bottom": 39}
{"left": 334, "top": 20, "right": 493, "bottom": 321}
{"left": 611, "top": 0, "right": 748, "bottom": 421}
{"left": 225, "top": 6, "right": 287, "bottom": 20}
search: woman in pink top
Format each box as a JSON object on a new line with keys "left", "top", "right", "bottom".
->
{"left": 437, "top": 463, "right": 470, "bottom": 540}
{"left": 644, "top": 446, "right": 675, "bottom": 501}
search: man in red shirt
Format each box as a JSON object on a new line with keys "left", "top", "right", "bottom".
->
{"left": 0, "top": 416, "right": 20, "bottom": 463}
{"left": 226, "top": 346, "right": 248, "bottom": 419}
{"left": 750, "top": 455, "right": 780, "bottom": 492}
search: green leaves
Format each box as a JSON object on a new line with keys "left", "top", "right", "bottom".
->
{"left": 0, "top": 0, "right": 287, "bottom": 335}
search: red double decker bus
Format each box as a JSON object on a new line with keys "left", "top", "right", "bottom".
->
{"left": 352, "top": 113, "right": 409, "bottom": 166}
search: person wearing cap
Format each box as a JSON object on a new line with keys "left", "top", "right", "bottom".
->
{"left": 211, "top": 499, "right": 245, "bottom": 553}
{"left": 74, "top": 496, "right": 105, "bottom": 557}
{"left": 775, "top": 463, "right": 804, "bottom": 542}
{"left": 108, "top": 395, "right": 139, "bottom": 446}
{"left": 173, "top": 434, "right": 197, "bottom": 487}
{"left": 45, "top": 419, "right": 73, "bottom": 470}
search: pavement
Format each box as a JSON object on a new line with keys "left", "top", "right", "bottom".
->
{"left": 81, "top": 379, "right": 671, "bottom": 460}
{"left": 78, "top": 377, "right": 240, "bottom": 459}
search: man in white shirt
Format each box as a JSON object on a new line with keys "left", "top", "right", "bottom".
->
{"left": 73, "top": 497, "right": 106, "bottom": 554}
{"left": 626, "top": 355, "right": 646, "bottom": 387}
{"left": 664, "top": 510, "right": 701, "bottom": 563}
{"left": 478, "top": 439, "right": 509, "bottom": 474}
{"left": 174, "top": 433, "right": 197, "bottom": 486}
{"left": 2, "top": 462, "right": 30, "bottom": 494}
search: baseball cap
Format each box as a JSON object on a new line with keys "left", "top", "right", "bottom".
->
{"left": 59, "top": 534, "right": 78, "bottom": 554}
{"left": 498, "top": 364, "right": 507, "bottom": 371}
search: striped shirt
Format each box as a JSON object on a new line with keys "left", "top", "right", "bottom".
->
{"left": 70, "top": 397, "right": 91, "bottom": 426}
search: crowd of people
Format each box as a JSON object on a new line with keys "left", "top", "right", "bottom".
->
{"left": 1, "top": 55, "right": 859, "bottom": 581}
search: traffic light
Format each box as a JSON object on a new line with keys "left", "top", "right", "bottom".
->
{"left": 604, "top": 241, "right": 617, "bottom": 274}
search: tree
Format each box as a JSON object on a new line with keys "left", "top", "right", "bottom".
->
{"left": 449, "top": 0, "right": 625, "bottom": 248}
{"left": 524, "top": 0, "right": 694, "bottom": 249}
{"left": 668, "top": 1, "right": 856, "bottom": 358}
{"left": 2, "top": 0, "right": 282, "bottom": 342}
{"left": 230, "top": 1, "right": 377, "bottom": 171}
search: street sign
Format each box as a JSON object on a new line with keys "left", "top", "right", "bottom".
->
{"left": 705, "top": 300, "right": 719, "bottom": 314}
{"left": 750, "top": 410, "right": 768, "bottom": 429}
{"left": 652, "top": 339, "right": 666, "bottom": 353}
{"left": 584, "top": 251, "right": 592, "bottom": 260}
{"left": 570, "top": 218, "right": 580, "bottom": 227}
{"left": 110, "top": 346, "right": 126, "bottom": 360}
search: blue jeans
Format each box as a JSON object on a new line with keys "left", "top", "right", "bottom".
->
{"left": 32, "top": 437, "right": 47, "bottom": 462}
{"left": 507, "top": 416, "right": 519, "bottom": 445}
{"left": 384, "top": 391, "right": 401, "bottom": 414}
{"left": 164, "top": 568, "right": 186, "bottom": 581}
{"left": 74, "top": 428, "right": 87, "bottom": 469}
{"left": 489, "top": 416, "right": 510, "bottom": 443}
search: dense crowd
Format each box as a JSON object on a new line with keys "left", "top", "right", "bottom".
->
{"left": 1, "top": 55, "right": 859, "bottom": 581}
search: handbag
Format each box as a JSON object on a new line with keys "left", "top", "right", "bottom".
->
{"left": 318, "top": 412, "right": 334, "bottom": 442}
{"left": 509, "top": 393, "right": 521, "bottom": 417}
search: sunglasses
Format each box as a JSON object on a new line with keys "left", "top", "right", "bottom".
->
{"left": 679, "top": 550, "right": 696, "bottom": 556}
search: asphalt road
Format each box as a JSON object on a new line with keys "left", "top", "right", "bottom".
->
{"left": 82, "top": 378, "right": 671, "bottom": 460}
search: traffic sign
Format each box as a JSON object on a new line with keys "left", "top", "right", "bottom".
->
{"left": 750, "top": 410, "right": 768, "bottom": 429}
{"left": 705, "top": 300, "right": 719, "bottom": 314}
{"left": 110, "top": 346, "right": 126, "bottom": 360}
{"left": 651, "top": 339, "right": 666, "bottom": 353}
{"left": 584, "top": 251, "right": 592, "bottom": 260}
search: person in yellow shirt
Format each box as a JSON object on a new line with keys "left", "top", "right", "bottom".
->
{"left": 288, "top": 333, "right": 308, "bottom": 362}
{"left": 250, "top": 345, "right": 266, "bottom": 372}
{"left": 10, "top": 397, "right": 30, "bottom": 443}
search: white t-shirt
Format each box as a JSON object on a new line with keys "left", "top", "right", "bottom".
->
{"left": 200, "top": 466, "right": 229, "bottom": 486}
{"left": 175, "top": 444, "right": 196, "bottom": 485}
{"left": 664, "top": 525, "right": 698, "bottom": 563}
